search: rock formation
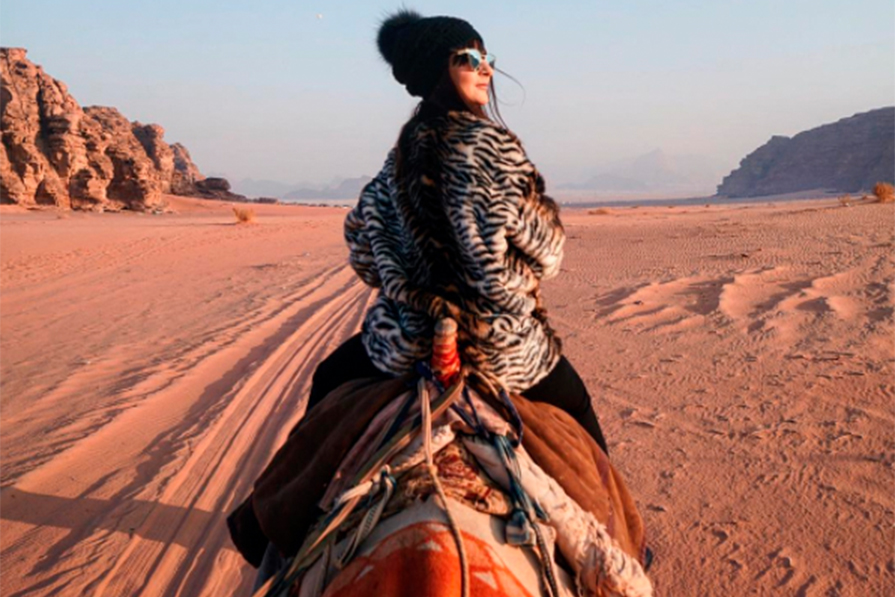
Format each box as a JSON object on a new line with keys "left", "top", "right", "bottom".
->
{"left": 717, "top": 107, "right": 895, "bottom": 198}
{"left": 0, "top": 47, "right": 244, "bottom": 210}
{"left": 194, "top": 177, "right": 241, "bottom": 200}
{"left": 170, "top": 143, "right": 203, "bottom": 195}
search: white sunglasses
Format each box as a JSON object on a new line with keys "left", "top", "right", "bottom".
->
{"left": 452, "top": 48, "right": 496, "bottom": 71}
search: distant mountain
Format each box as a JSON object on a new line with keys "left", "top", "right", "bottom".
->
{"left": 560, "top": 149, "right": 727, "bottom": 195}
{"left": 717, "top": 107, "right": 895, "bottom": 198}
{"left": 230, "top": 178, "right": 306, "bottom": 198}
{"left": 284, "top": 176, "right": 372, "bottom": 200}
{"left": 571, "top": 173, "right": 649, "bottom": 192}
{"left": 226, "top": 175, "right": 373, "bottom": 201}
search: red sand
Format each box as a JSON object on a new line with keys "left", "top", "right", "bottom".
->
{"left": 2, "top": 195, "right": 893, "bottom": 595}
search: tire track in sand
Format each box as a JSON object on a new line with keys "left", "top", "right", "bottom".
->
{"left": 1, "top": 264, "right": 378, "bottom": 597}
{"left": 2, "top": 262, "right": 352, "bottom": 486}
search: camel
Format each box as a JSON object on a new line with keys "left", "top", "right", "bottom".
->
{"left": 229, "top": 320, "right": 653, "bottom": 597}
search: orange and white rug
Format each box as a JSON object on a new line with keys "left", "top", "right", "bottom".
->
{"left": 298, "top": 496, "right": 575, "bottom": 597}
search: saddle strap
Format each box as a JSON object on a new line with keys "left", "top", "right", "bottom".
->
{"left": 333, "top": 468, "right": 396, "bottom": 568}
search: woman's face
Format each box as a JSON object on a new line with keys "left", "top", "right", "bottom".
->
{"left": 449, "top": 47, "right": 494, "bottom": 111}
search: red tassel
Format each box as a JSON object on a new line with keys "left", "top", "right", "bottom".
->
{"left": 431, "top": 318, "right": 460, "bottom": 385}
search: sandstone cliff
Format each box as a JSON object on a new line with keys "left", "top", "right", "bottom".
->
{"left": 717, "top": 107, "right": 895, "bottom": 198}
{"left": 0, "top": 47, "right": 243, "bottom": 209}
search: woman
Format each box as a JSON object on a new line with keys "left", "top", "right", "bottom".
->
{"left": 309, "top": 9, "right": 609, "bottom": 455}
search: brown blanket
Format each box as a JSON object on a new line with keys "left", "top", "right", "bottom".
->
{"left": 227, "top": 376, "right": 412, "bottom": 566}
{"left": 227, "top": 377, "right": 646, "bottom": 566}
{"left": 513, "top": 395, "right": 647, "bottom": 561}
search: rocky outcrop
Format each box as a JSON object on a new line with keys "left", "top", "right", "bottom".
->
{"left": 0, "top": 47, "right": 243, "bottom": 210}
{"left": 192, "top": 177, "right": 236, "bottom": 200}
{"left": 132, "top": 122, "right": 175, "bottom": 192}
{"left": 170, "top": 143, "right": 203, "bottom": 195}
{"left": 717, "top": 107, "right": 895, "bottom": 198}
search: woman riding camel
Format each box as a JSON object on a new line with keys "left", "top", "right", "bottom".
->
{"left": 231, "top": 13, "right": 654, "bottom": 592}
{"left": 308, "top": 8, "right": 610, "bottom": 456}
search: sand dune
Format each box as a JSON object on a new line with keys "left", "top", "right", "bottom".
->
{"left": 1, "top": 197, "right": 893, "bottom": 595}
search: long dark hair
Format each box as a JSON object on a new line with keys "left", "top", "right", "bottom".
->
{"left": 394, "top": 38, "right": 518, "bottom": 183}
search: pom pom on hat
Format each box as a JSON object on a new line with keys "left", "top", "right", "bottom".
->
{"left": 377, "top": 9, "right": 422, "bottom": 65}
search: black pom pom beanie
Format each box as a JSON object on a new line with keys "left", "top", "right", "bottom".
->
{"left": 376, "top": 9, "right": 484, "bottom": 98}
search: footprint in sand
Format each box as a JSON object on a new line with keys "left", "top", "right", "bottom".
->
{"left": 755, "top": 547, "right": 797, "bottom": 588}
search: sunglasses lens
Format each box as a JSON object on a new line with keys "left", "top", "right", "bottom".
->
{"left": 467, "top": 50, "right": 482, "bottom": 70}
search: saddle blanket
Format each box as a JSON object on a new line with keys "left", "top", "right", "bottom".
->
{"left": 295, "top": 496, "right": 575, "bottom": 597}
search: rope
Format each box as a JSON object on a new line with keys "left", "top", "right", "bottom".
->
{"left": 531, "top": 517, "right": 561, "bottom": 597}
{"left": 467, "top": 370, "right": 524, "bottom": 446}
{"left": 493, "top": 435, "right": 560, "bottom": 597}
{"left": 496, "top": 385, "right": 524, "bottom": 447}
{"left": 419, "top": 377, "right": 470, "bottom": 597}
{"left": 332, "top": 466, "right": 390, "bottom": 509}
{"left": 415, "top": 360, "right": 445, "bottom": 393}
{"left": 334, "top": 467, "right": 396, "bottom": 568}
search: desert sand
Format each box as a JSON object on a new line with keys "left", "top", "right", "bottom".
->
{"left": 1, "top": 195, "right": 893, "bottom": 596}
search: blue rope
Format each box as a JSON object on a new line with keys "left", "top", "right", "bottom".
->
{"left": 493, "top": 435, "right": 546, "bottom": 522}
{"left": 497, "top": 387, "right": 524, "bottom": 447}
{"left": 414, "top": 360, "right": 445, "bottom": 393}
{"left": 461, "top": 385, "right": 491, "bottom": 438}
{"left": 380, "top": 385, "right": 417, "bottom": 447}
{"left": 491, "top": 434, "right": 558, "bottom": 597}
{"left": 462, "top": 385, "right": 486, "bottom": 432}
{"left": 449, "top": 403, "right": 478, "bottom": 433}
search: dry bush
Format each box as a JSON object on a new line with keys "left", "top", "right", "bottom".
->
{"left": 233, "top": 206, "right": 256, "bottom": 223}
{"left": 588, "top": 207, "right": 612, "bottom": 216}
{"left": 872, "top": 182, "right": 894, "bottom": 204}
{"left": 838, "top": 194, "right": 853, "bottom": 207}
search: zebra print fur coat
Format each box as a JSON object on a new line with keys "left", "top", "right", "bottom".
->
{"left": 344, "top": 109, "right": 564, "bottom": 392}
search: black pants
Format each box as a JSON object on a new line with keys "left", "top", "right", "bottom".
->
{"left": 309, "top": 333, "right": 609, "bottom": 455}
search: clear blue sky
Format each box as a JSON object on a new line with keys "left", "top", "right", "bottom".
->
{"left": 2, "top": 0, "right": 893, "bottom": 188}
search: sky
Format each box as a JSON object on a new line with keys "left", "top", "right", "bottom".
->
{"left": 2, "top": 0, "right": 893, "bottom": 192}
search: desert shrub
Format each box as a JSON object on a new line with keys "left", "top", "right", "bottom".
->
{"left": 588, "top": 207, "right": 612, "bottom": 215}
{"left": 872, "top": 182, "right": 894, "bottom": 203}
{"left": 233, "top": 206, "right": 256, "bottom": 223}
{"left": 838, "top": 194, "right": 853, "bottom": 207}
